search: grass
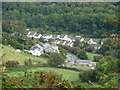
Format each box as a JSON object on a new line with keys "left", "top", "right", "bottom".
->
{"left": 5, "top": 66, "right": 80, "bottom": 82}
{"left": 87, "top": 52, "right": 99, "bottom": 60}
{"left": 1, "top": 44, "right": 46, "bottom": 65}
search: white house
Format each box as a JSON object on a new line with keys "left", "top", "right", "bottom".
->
{"left": 15, "top": 49, "right": 21, "bottom": 53}
{"left": 59, "top": 34, "right": 68, "bottom": 40}
{"left": 88, "top": 39, "right": 97, "bottom": 44}
{"left": 34, "top": 33, "right": 42, "bottom": 39}
{"left": 29, "top": 44, "right": 44, "bottom": 56}
{"left": 27, "top": 31, "right": 36, "bottom": 38}
{"left": 42, "top": 34, "right": 52, "bottom": 39}
{"left": 43, "top": 43, "right": 59, "bottom": 53}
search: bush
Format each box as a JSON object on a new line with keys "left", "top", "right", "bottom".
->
{"left": 24, "top": 58, "right": 33, "bottom": 66}
{"left": 94, "top": 55, "right": 103, "bottom": 62}
{"left": 47, "top": 52, "right": 65, "bottom": 67}
{"left": 4, "top": 61, "right": 19, "bottom": 67}
{"left": 77, "top": 50, "right": 88, "bottom": 60}
{"left": 79, "top": 70, "right": 96, "bottom": 82}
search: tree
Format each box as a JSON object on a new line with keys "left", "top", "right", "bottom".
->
{"left": 79, "top": 70, "right": 96, "bottom": 82}
{"left": 78, "top": 50, "right": 88, "bottom": 60}
{"left": 47, "top": 53, "right": 65, "bottom": 67}
{"left": 73, "top": 39, "right": 80, "bottom": 47}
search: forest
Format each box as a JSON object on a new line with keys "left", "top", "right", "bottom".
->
{"left": 2, "top": 2, "right": 118, "bottom": 38}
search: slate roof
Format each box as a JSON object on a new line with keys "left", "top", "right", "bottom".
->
{"left": 34, "top": 33, "right": 40, "bottom": 37}
{"left": 30, "top": 44, "right": 43, "bottom": 50}
{"left": 92, "top": 39, "right": 100, "bottom": 44}
{"left": 29, "top": 32, "right": 35, "bottom": 35}
{"left": 42, "top": 34, "right": 49, "bottom": 37}
{"left": 59, "top": 40, "right": 65, "bottom": 44}
{"left": 84, "top": 38, "right": 90, "bottom": 42}
{"left": 60, "top": 34, "right": 66, "bottom": 38}
{"left": 52, "top": 34, "right": 58, "bottom": 38}
{"left": 76, "top": 60, "right": 92, "bottom": 64}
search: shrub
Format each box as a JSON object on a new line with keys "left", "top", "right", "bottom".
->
{"left": 24, "top": 58, "right": 33, "bottom": 66}
{"left": 79, "top": 70, "right": 96, "bottom": 82}
{"left": 4, "top": 61, "right": 19, "bottom": 67}
{"left": 47, "top": 52, "right": 65, "bottom": 67}
{"left": 77, "top": 50, "right": 88, "bottom": 60}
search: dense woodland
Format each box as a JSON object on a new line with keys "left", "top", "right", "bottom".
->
{"left": 2, "top": 2, "right": 118, "bottom": 38}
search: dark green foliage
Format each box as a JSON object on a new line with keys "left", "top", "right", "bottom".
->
{"left": 4, "top": 61, "right": 19, "bottom": 67}
{"left": 85, "top": 46, "right": 94, "bottom": 52}
{"left": 73, "top": 39, "right": 80, "bottom": 47}
{"left": 96, "top": 56, "right": 118, "bottom": 88}
{"left": 47, "top": 52, "right": 65, "bottom": 67}
{"left": 59, "top": 45, "right": 80, "bottom": 55}
{"left": 78, "top": 50, "right": 88, "bottom": 60}
{"left": 2, "top": 2, "right": 118, "bottom": 38}
{"left": 79, "top": 70, "right": 96, "bottom": 82}
{"left": 93, "top": 55, "right": 103, "bottom": 62}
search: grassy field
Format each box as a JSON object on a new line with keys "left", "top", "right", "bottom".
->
{"left": 87, "top": 52, "right": 99, "bottom": 60}
{"left": 5, "top": 66, "right": 80, "bottom": 82}
{"left": 1, "top": 44, "right": 46, "bottom": 65}
{"left": 1, "top": 44, "right": 80, "bottom": 82}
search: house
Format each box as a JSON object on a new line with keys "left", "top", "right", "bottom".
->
{"left": 11, "top": 32, "right": 18, "bottom": 36}
{"left": 84, "top": 38, "right": 90, "bottom": 43}
{"left": 67, "top": 36, "right": 75, "bottom": 42}
{"left": 42, "top": 34, "right": 52, "bottom": 39}
{"left": 69, "top": 42, "right": 74, "bottom": 47}
{"left": 27, "top": 31, "right": 36, "bottom": 38}
{"left": 52, "top": 34, "right": 60, "bottom": 39}
{"left": 59, "top": 40, "right": 65, "bottom": 45}
{"left": 15, "top": 49, "right": 21, "bottom": 53}
{"left": 101, "top": 39, "right": 106, "bottom": 45}
{"left": 91, "top": 44, "right": 101, "bottom": 50}
{"left": 34, "top": 33, "right": 42, "bottom": 39}
{"left": 43, "top": 43, "right": 59, "bottom": 53}
{"left": 29, "top": 44, "right": 44, "bottom": 56}
{"left": 59, "top": 34, "right": 68, "bottom": 40}
{"left": 75, "top": 60, "right": 92, "bottom": 65}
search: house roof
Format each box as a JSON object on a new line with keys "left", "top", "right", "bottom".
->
{"left": 30, "top": 44, "right": 43, "bottom": 50}
{"left": 60, "top": 34, "right": 66, "bottom": 38}
{"left": 68, "top": 36, "right": 75, "bottom": 40}
{"left": 91, "top": 44, "right": 101, "bottom": 48}
{"left": 29, "top": 32, "right": 35, "bottom": 35}
{"left": 76, "top": 60, "right": 92, "bottom": 63}
{"left": 84, "top": 38, "right": 90, "bottom": 42}
{"left": 43, "top": 34, "right": 49, "bottom": 37}
{"left": 65, "top": 41, "right": 71, "bottom": 45}
{"left": 52, "top": 34, "right": 58, "bottom": 38}
{"left": 43, "top": 43, "right": 58, "bottom": 51}
{"left": 34, "top": 33, "right": 40, "bottom": 37}
{"left": 59, "top": 40, "right": 65, "bottom": 44}
{"left": 92, "top": 39, "right": 100, "bottom": 44}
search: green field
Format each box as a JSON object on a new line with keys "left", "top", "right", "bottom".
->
{"left": 1, "top": 44, "right": 46, "bottom": 64}
{"left": 5, "top": 66, "right": 80, "bottom": 82}
{"left": 87, "top": 52, "right": 99, "bottom": 60}
{"left": 2, "top": 44, "right": 80, "bottom": 82}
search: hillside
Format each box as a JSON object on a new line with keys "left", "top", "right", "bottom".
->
{"left": 2, "top": 2, "right": 118, "bottom": 38}
{"left": 1, "top": 44, "right": 46, "bottom": 65}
